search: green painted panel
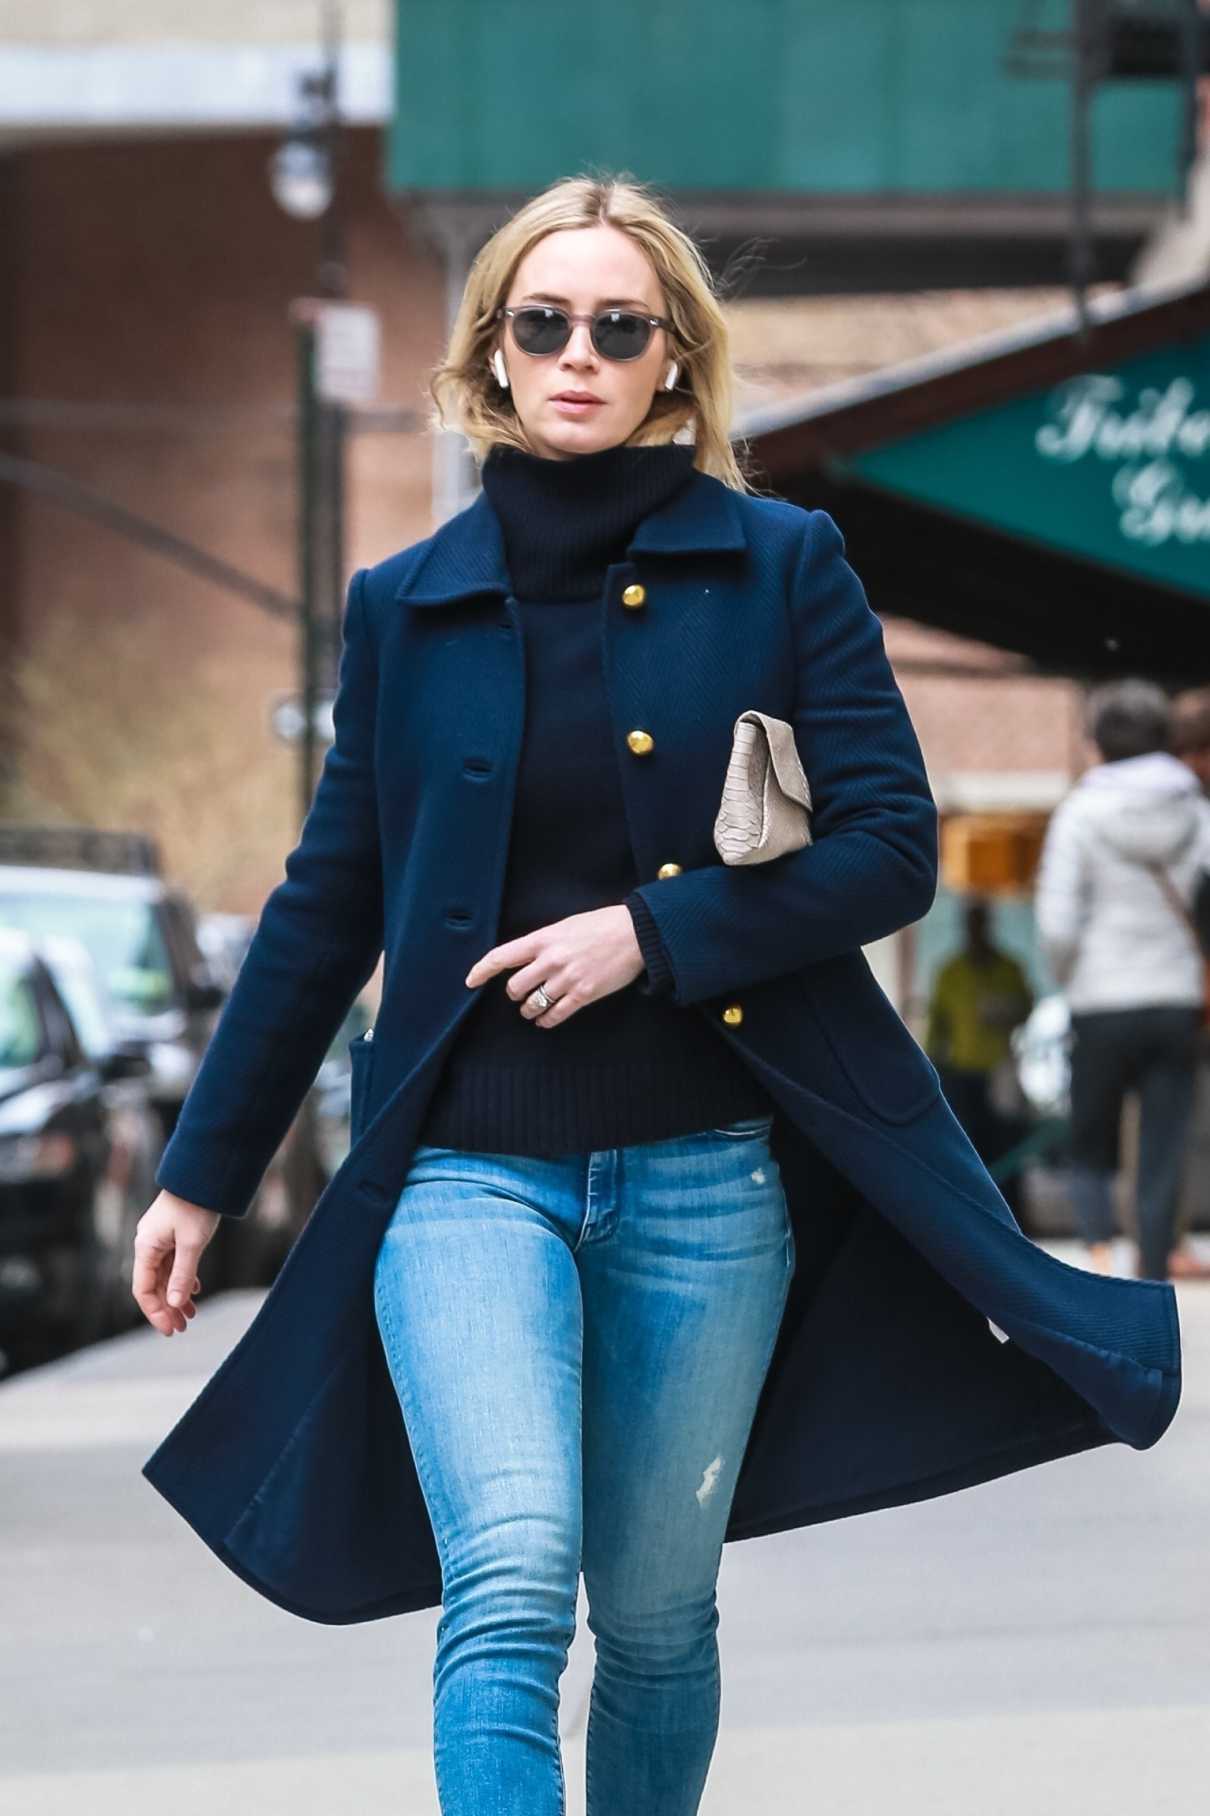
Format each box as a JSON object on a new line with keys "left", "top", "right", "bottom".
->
{"left": 848, "top": 330, "right": 1210, "bottom": 601}
{"left": 388, "top": 0, "right": 1180, "bottom": 196}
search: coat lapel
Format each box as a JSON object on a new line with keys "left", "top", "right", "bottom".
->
{"left": 394, "top": 467, "right": 749, "bottom": 608}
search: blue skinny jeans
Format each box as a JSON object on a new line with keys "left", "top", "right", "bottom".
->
{"left": 371, "top": 1112, "right": 795, "bottom": 1816}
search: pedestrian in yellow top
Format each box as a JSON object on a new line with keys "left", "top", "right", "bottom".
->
{"left": 926, "top": 896, "right": 1034, "bottom": 1224}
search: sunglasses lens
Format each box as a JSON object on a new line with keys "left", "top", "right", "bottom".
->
{"left": 593, "top": 311, "right": 652, "bottom": 360}
{"left": 511, "top": 307, "right": 570, "bottom": 355}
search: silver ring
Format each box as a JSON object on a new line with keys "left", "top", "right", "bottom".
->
{"left": 529, "top": 983, "right": 554, "bottom": 1012}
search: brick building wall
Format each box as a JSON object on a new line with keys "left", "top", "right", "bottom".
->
{"left": 4, "top": 128, "right": 434, "bottom": 908}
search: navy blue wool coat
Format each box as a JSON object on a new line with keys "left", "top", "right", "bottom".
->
{"left": 145, "top": 470, "right": 1182, "bottom": 1625}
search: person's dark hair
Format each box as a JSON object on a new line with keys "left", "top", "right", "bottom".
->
{"left": 1082, "top": 678, "right": 1171, "bottom": 762}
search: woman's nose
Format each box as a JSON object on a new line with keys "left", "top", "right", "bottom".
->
{"left": 560, "top": 321, "right": 597, "bottom": 363}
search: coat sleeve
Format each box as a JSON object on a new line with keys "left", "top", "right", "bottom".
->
{"left": 154, "top": 568, "right": 384, "bottom": 1217}
{"left": 623, "top": 508, "right": 938, "bottom": 1007}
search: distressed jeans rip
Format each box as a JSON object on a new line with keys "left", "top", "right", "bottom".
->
{"left": 695, "top": 1455, "right": 724, "bottom": 1506}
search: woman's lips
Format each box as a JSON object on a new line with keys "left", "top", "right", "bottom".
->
{"left": 551, "top": 396, "right": 603, "bottom": 414}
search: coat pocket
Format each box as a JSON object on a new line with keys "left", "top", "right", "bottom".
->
{"left": 348, "top": 1029, "right": 377, "bottom": 1145}
{"left": 800, "top": 950, "right": 941, "bottom": 1125}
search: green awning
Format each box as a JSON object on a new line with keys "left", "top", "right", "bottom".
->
{"left": 741, "top": 278, "right": 1210, "bottom": 680}
{"left": 847, "top": 330, "right": 1210, "bottom": 603}
{"left": 387, "top": 0, "right": 1181, "bottom": 197}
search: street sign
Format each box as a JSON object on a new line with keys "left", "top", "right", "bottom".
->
{"left": 313, "top": 302, "right": 381, "bottom": 404}
{"left": 270, "top": 691, "right": 336, "bottom": 745}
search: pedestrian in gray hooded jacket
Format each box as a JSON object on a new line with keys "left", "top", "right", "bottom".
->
{"left": 1034, "top": 678, "right": 1210, "bottom": 1279}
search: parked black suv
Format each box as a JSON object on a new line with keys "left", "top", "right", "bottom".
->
{"left": 0, "top": 925, "right": 158, "bottom": 1370}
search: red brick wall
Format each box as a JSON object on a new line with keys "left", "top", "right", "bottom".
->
{"left": 6, "top": 127, "right": 438, "bottom": 909}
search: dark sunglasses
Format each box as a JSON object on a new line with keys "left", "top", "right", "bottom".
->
{"left": 495, "top": 304, "right": 673, "bottom": 362}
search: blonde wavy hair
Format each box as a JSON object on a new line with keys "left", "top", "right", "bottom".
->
{"left": 427, "top": 171, "right": 760, "bottom": 494}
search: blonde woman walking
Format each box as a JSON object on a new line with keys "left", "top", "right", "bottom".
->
{"left": 135, "top": 174, "right": 1182, "bottom": 1816}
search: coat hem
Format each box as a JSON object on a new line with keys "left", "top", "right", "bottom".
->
{"left": 212, "top": 1531, "right": 443, "bottom": 1626}
{"left": 141, "top": 1454, "right": 445, "bottom": 1626}
{"left": 725, "top": 1412, "right": 1115, "bottom": 1544}
{"left": 145, "top": 1410, "right": 1123, "bottom": 1628}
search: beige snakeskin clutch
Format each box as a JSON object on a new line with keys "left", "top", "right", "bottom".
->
{"left": 712, "top": 710, "right": 813, "bottom": 866}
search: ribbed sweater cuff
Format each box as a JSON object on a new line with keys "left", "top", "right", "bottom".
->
{"left": 625, "top": 891, "right": 676, "bottom": 997}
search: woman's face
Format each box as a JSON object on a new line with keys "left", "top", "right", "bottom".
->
{"left": 493, "top": 222, "right": 673, "bottom": 461}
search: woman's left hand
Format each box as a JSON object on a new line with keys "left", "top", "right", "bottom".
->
{"left": 465, "top": 906, "right": 645, "bottom": 1027}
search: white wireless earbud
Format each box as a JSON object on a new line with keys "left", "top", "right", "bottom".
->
{"left": 492, "top": 349, "right": 509, "bottom": 389}
{"left": 664, "top": 362, "right": 679, "bottom": 391}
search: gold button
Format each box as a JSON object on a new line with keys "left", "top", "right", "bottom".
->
{"left": 656, "top": 862, "right": 682, "bottom": 879}
{"left": 621, "top": 583, "right": 647, "bottom": 608}
{"left": 721, "top": 1003, "right": 744, "bottom": 1026}
{"left": 626, "top": 729, "right": 655, "bottom": 755}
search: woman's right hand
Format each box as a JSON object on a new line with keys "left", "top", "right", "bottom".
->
{"left": 132, "top": 1191, "right": 223, "bottom": 1336}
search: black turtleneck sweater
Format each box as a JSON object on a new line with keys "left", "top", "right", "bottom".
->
{"left": 414, "top": 437, "right": 773, "bottom": 1155}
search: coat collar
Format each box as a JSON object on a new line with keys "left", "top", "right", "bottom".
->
{"left": 394, "top": 467, "right": 748, "bottom": 607}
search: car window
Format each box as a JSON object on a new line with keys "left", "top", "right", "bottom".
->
{"left": 0, "top": 893, "right": 176, "bottom": 1015}
{"left": 161, "top": 894, "right": 205, "bottom": 975}
{"left": 45, "top": 959, "right": 112, "bottom": 1058}
{"left": 0, "top": 961, "right": 43, "bottom": 1066}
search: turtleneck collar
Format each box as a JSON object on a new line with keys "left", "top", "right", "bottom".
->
{"left": 479, "top": 437, "right": 699, "bottom": 601}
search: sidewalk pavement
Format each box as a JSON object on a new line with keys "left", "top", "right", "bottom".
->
{"left": 2, "top": 1237, "right": 1207, "bottom": 1816}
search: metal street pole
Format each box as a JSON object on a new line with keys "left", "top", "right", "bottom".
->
{"left": 314, "top": 1, "right": 348, "bottom": 719}
{"left": 296, "top": 311, "right": 322, "bottom": 820}
{"left": 277, "top": 5, "right": 354, "bottom": 1229}
{"left": 1069, "top": 0, "right": 1098, "bottom": 346}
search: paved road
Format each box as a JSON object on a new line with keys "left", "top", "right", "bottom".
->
{"left": 2, "top": 1236, "right": 1207, "bottom": 1815}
